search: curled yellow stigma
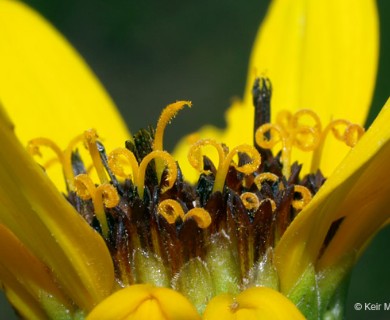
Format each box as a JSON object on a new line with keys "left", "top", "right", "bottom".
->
{"left": 254, "top": 172, "right": 280, "bottom": 191}
{"left": 84, "top": 129, "right": 109, "bottom": 184}
{"left": 183, "top": 208, "right": 212, "bottom": 228}
{"left": 108, "top": 148, "right": 177, "bottom": 199}
{"left": 107, "top": 147, "right": 139, "bottom": 180}
{"left": 27, "top": 137, "right": 75, "bottom": 189}
{"left": 311, "top": 119, "right": 365, "bottom": 171}
{"left": 154, "top": 100, "right": 192, "bottom": 151}
{"left": 188, "top": 139, "right": 261, "bottom": 193}
{"left": 157, "top": 199, "right": 185, "bottom": 224}
{"left": 256, "top": 109, "right": 365, "bottom": 177}
{"left": 74, "top": 173, "right": 119, "bottom": 237}
{"left": 187, "top": 139, "right": 226, "bottom": 174}
{"left": 292, "top": 185, "right": 312, "bottom": 211}
{"left": 158, "top": 199, "right": 211, "bottom": 228}
{"left": 154, "top": 101, "right": 191, "bottom": 181}
{"left": 240, "top": 192, "right": 260, "bottom": 211}
{"left": 138, "top": 150, "right": 177, "bottom": 196}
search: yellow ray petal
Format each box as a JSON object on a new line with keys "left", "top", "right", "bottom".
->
{"left": 174, "top": 0, "right": 378, "bottom": 179}
{"left": 1, "top": 278, "right": 49, "bottom": 320}
{"left": 86, "top": 284, "right": 201, "bottom": 320}
{"left": 203, "top": 287, "right": 305, "bottom": 320}
{"left": 0, "top": 225, "right": 70, "bottom": 307}
{"left": 0, "top": 107, "right": 114, "bottom": 310}
{"left": 0, "top": 0, "right": 130, "bottom": 148}
{"left": 274, "top": 99, "right": 390, "bottom": 294}
{"left": 244, "top": 0, "right": 378, "bottom": 123}
{"left": 317, "top": 142, "right": 390, "bottom": 270}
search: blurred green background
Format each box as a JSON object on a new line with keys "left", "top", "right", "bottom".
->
{"left": 1, "top": 0, "right": 389, "bottom": 319}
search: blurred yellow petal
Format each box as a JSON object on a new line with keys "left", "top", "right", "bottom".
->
{"left": 0, "top": 282, "right": 49, "bottom": 320}
{"left": 203, "top": 287, "right": 305, "bottom": 320}
{"left": 0, "top": 225, "right": 70, "bottom": 307}
{"left": 86, "top": 284, "right": 201, "bottom": 320}
{"left": 244, "top": 0, "right": 378, "bottom": 123}
{"left": 275, "top": 99, "right": 390, "bottom": 294}
{"left": 174, "top": 0, "right": 378, "bottom": 179}
{"left": 0, "top": 106, "right": 114, "bottom": 311}
{"left": 0, "top": 0, "right": 130, "bottom": 148}
{"left": 0, "top": 267, "right": 49, "bottom": 320}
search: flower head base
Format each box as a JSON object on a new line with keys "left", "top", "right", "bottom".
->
{"left": 23, "top": 78, "right": 365, "bottom": 318}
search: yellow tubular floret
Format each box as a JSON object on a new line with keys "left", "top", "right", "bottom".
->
{"left": 255, "top": 123, "right": 293, "bottom": 177}
{"left": 275, "top": 99, "right": 390, "bottom": 294}
{"left": 0, "top": 0, "right": 131, "bottom": 190}
{"left": 254, "top": 173, "right": 279, "bottom": 191}
{"left": 203, "top": 287, "right": 305, "bottom": 320}
{"left": 188, "top": 139, "right": 261, "bottom": 193}
{"left": 86, "top": 284, "right": 201, "bottom": 320}
{"left": 27, "top": 138, "right": 75, "bottom": 191}
{"left": 183, "top": 208, "right": 212, "bottom": 229}
{"left": 108, "top": 148, "right": 177, "bottom": 198}
{"left": 240, "top": 192, "right": 260, "bottom": 211}
{"left": 157, "top": 199, "right": 185, "bottom": 224}
{"left": 0, "top": 105, "right": 115, "bottom": 311}
{"left": 138, "top": 150, "right": 178, "bottom": 198}
{"left": 292, "top": 185, "right": 312, "bottom": 211}
{"left": 108, "top": 147, "right": 139, "bottom": 180}
{"left": 188, "top": 139, "right": 226, "bottom": 174}
{"left": 62, "top": 133, "right": 86, "bottom": 190}
{"left": 154, "top": 101, "right": 192, "bottom": 152}
{"left": 153, "top": 101, "right": 191, "bottom": 181}
{"left": 213, "top": 144, "right": 260, "bottom": 193}
{"left": 84, "top": 129, "right": 109, "bottom": 184}
{"left": 74, "top": 174, "right": 119, "bottom": 238}
{"left": 158, "top": 199, "right": 211, "bottom": 228}
{"left": 311, "top": 119, "right": 365, "bottom": 172}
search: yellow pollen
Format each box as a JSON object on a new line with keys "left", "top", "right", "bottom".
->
{"left": 157, "top": 199, "right": 211, "bottom": 228}
{"left": 27, "top": 137, "right": 75, "bottom": 191}
{"left": 84, "top": 129, "right": 109, "bottom": 184}
{"left": 74, "top": 174, "right": 119, "bottom": 237}
{"left": 188, "top": 139, "right": 261, "bottom": 193}
{"left": 254, "top": 172, "right": 279, "bottom": 191}
{"left": 240, "top": 192, "right": 260, "bottom": 211}
{"left": 292, "top": 185, "right": 312, "bottom": 210}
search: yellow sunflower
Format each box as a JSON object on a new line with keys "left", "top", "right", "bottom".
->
{"left": 0, "top": 0, "right": 388, "bottom": 319}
